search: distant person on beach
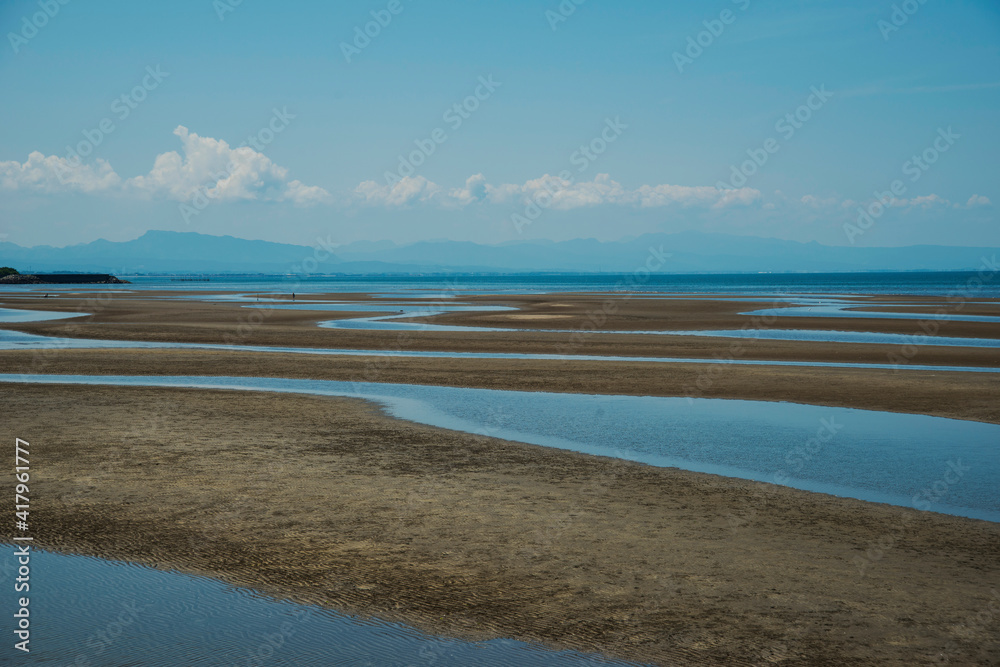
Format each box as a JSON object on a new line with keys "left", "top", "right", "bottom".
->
{"left": 292, "top": 292, "right": 295, "bottom": 301}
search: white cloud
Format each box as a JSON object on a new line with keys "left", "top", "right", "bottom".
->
{"left": 891, "top": 194, "right": 949, "bottom": 208}
{"left": 448, "top": 173, "right": 489, "bottom": 205}
{"left": 127, "top": 126, "right": 330, "bottom": 204}
{"left": 5, "top": 137, "right": 988, "bottom": 221}
{"left": 354, "top": 175, "right": 442, "bottom": 207}
{"left": 883, "top": 194, "right": 993, "bottom": 210}
{"left": 839, "top": 192, "right": 992, "bottom": 212}
{"left": 284, "top": 180, "right": 333, "bottom": 205}
{"left": 489, "top": 173, "right": 760, "bottom": 209}
{"left": 792, "top": 192, "right": 989, "bottom": 213}
{"left": 0, "top": 126, "right": 329, "bottom": 205}
{"left": 705, "top": 186, "right": 762, "bottom": 208}
{"left": 487, "top": 173, "right": 613, "bottom": 209}
{"left": 632, "top": 182, "right": 757, "bottom": 208}
{"left": 353, "top": 172, "right": 761, "bottom": 210}
{"left": 0, "top": 151, "right": 121, "bottom": 193}
{"left": 800, "top": 195, "right": 839, "bottom": 208}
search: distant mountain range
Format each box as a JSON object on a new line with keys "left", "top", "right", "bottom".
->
{"left": 1, "top": 230, "right": 997, "bottom": 275}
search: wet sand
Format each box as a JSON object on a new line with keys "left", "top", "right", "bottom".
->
{"left": 6, "top": 383, "right": 999, "bottom": 666}
{"left": 4, "top": 291, "right": 1000, "bottom": 340}
{"left": 3, "top": 293, "right": 1000, "bottom": 372}
{"left": 1, "top": 347, "right": 999, "bottom": 424}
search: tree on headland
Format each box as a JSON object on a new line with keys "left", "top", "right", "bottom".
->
{"left": 0, "top": 267, "right": 18, "bottom": 278}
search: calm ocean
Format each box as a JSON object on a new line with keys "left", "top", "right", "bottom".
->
{"left": 82, "top": 270, "right": 1000, "bottom": 298}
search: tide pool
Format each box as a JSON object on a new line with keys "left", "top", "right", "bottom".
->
{"left": 0, "top": 546, "right": 640, "bottom": 666}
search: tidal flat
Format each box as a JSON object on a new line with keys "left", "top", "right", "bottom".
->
{"left": 1, "top": 288, "right": 999, "bottom": 665}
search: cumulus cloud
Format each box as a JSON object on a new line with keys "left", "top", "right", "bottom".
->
{"left": 5, "top": 136, "right": 988, "bottom": 221}
{"left": 448, "top": 173, "right": 489, "bottom": 205}
{"left": 353, "top": 172, "right": 761, "bottom": 210}
{"left": 354, "top": 175, "right": 442, "bottom": 207}
{"left": 0, "top": 151, "right": 121, "bottom": 193}
{"left": 127, "top": 126, "right": 329, "bottom": 204}
{"left": 0, "top": 126, "right": 329, "bottom": 205}
{"left": 284, "top": 180, "right": 334, "bottom": 205}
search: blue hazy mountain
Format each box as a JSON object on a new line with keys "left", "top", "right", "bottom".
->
{"left": 0, "top": 230, "right": 996, "bottom": 274}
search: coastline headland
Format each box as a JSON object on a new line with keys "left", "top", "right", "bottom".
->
{"left": 0, "top": 273, "right": 130, "bottom": 285}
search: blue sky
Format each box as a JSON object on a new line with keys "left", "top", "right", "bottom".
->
{"left": 1, "top": 0, "right": 998, "bottom": 249}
